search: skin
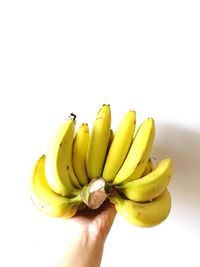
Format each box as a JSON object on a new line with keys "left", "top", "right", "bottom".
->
{"left": 58, "top": 201, "right": 116, "bottom": 267}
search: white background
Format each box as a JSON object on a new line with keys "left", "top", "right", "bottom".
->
{"left": 0, "top": 1, "right": 200, "bottom": 267}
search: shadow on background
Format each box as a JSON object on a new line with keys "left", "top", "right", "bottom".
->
{"left": 153, "top": 123, "right": 200, "bottom": 230}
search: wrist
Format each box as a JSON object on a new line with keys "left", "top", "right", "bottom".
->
{"left": 71, "top": 225, "right": 105, "bottom": 249}
{"left": 59, "top": 224, "right": 104, "bottom": 267}
{"left": 67, "top": 218, "right": 106, "bottom": 246}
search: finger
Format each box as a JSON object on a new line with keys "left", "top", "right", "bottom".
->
{"left": 99, "top": 201, "right": 117, "bottom": 231}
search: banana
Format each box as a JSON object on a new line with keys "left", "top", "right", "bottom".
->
{"left": 110, "top": 189, "right": 171, "bottom": 227}
{"left": 141, "top": 158, "right": 154, "bottom": 177}
{"left": 112, "top": 118, "right": 155, "bottom": 185}
{"left": 116, "top": 158, "right": 172, "bottom": 202}
{"left": 31, "top": 155, "right": 82, "bottom": 218}
{"left": 45, "top": 114, "right": 81, "bottom": 197}
{"left": 86, "top": 104, "right": 111, "bottom": 180}
{"left": 104, "top": 129, "right": 114, "bottom": 162}
{"left": 72, "top": 123, "right": 89, "bottom": 186}
{"left": 107, "top": 129, "right": 114, "bottom": 152}
{"left": 103, "top": 110, "right": 136, "bottom": 182}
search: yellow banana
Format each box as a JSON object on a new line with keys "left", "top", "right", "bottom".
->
{"left": 116, "top": 158, "right": 172, "bottom": 202}
{"left": 31, "top": 155, "right": 82, "bottom": 218}
{"left": 103, "top": 110, "right": 136, "bottom": 182}
{"left": 104, "top": 129, "right": 114, "bottom": 163}
{"left": 107, "top": 129, "right": 114, "bottom": 152}
{"left": 45, "top": 115, "right": 81, "bottom": 197}
{"left": 86, "top": 104, "right": 111, "bottom": 180}
{"left": 141, "top": 158, "right": 154, "bottom": 177}
{"left": 110, "top": 189, "right": 171, "bottom": 227}
{"left": 112, "top": 118, "right": 155, "bottom": 185}
{"left": 72, "top": 123, "right": 89, "bottom": 186}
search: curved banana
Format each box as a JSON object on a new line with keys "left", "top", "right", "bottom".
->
{"left": 72, "top": 123, "right": 89, "bottom": 186}
{"left": 86, "top": 104, "right": 111, "bottom": 180}
{"left": 116, "top": 158, "right": 172, "bottom": 202}
{"left": 107, "top": 129, "right": 114, "bottom": 152}
{"left": 103, "top": 110, "right": 136, "bottom": 182}
{"left": 141, "top": 158, "right": 154, "bottom": 177}
{"left": 45, "top": 115, "right": 81, "bottom": 197}
{"left": 104, "top": 129, "right": 114, "bottom": 162}
{"left": 112, "top": 118, "right": 155, "bottom": 185}
{"left": 31, "top": 155, "right": 82, "bottom": 217}
{"left": 109, "top": 189, "right": 171, "bottom": 227}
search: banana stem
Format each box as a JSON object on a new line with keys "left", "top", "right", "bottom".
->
{"left": 80, "top": 178, "right": 113, "bottom": 209}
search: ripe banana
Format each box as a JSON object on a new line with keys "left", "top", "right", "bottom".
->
{"left": 112, "top": 118, "right": 155, "bottom": 185}
{"left": 141, "top": 158, "right": 154, "bottom": 177}
{"left": 45, "top": 115, "right": 81, "bottom": 197}
{"left": 31, "top": 104, "right": 173, "bottom": 229}
{"left": 105, "top": 129, "right": 114, "bottom": 162}
{"left": 86, "top": 104, "right": 111, "bottom": 180}
{"left": 31, "top": 155, "right": 82, "bottom": 218}
{"left": 72, "top": 123, "right": 89, "bottom": 186}
{"left": 110, "top": 189, "right": 171, "bottom": 227}
{"left": 116, "top": 158, "right": 172, "bottom": 202}
{"left": 107, "top": 129, "right": 114, "bottom": 152}
{"left": 103, "top": 110, "right": 136, "bottom": 182}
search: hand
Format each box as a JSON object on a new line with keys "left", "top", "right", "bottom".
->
{"left": 59, "top": 201, "right": 116, "bottom": 267}
{"left": 70, "top": 201, "right": 116, "bottom": 242}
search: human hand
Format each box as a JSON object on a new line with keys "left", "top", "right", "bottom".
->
{"left": 70, "top": 201, "right": 116, "bottom": 243}
{"left": 59, "top": 201, "right": 116, "bottom": 267}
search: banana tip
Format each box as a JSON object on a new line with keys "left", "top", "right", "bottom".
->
{"left": 70, "top": 113, "right": 76, "bottom": 120}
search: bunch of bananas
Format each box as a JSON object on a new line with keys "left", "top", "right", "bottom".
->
{"left": 31, "top": 104, "right": 172, "bottom": 227}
